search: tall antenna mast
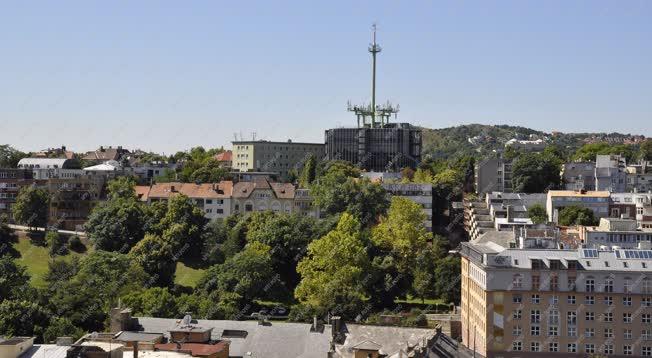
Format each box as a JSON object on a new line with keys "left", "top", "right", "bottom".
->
{"left": 370, "top": 23, "right": 380, "bottom": 124}
{"left": 348, "top": 23, "right": 399, "bottom": 129}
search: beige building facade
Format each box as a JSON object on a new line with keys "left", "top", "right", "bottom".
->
{"left": 461, "top": 233, "right": 652, "bottom": 357}
{"left": 232, "top": 140, "right": 324, "bottom": 179}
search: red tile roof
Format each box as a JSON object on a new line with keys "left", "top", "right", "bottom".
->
{"left": 232, "top": 178, "right": 295, "bottom": 199}
{"left": 141, "top": 181, "right": 233, "bottom": 200}
{"left": 214, "top": 151, "right": 232, "bottom": 162}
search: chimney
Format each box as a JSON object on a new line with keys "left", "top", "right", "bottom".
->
{"left": 331, "top": 316, "right": 342, "bottom": 342}
{"left": 507, "top": 205, "right": 514, "bottom": 223}
{"left": 170, "top": 185, "right": 176, "bottom": 192}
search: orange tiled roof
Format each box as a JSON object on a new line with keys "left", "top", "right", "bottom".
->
{"left": 145, "top": 181, "right": 233, "bottom": 200}
{"left": 215, "top": 150, "right": 232, "bottom": 162}
{"left": 135, "top": 185, "right": 151, "bottom": 201}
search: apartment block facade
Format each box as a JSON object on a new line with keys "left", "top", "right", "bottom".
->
{"left": 232, "top": 140, "right": 324, "bottom": 179}
{"left": 381, "top": 183, "right": 433, "bottom": 232}
{"left": 546, "top": 190, "right": 611, "bottom": 223}
{"left": 461, "top": 234, "right": 652, "bottom": 357}
{"left": 475, "top": 157, "right": 513, "bottom": 195}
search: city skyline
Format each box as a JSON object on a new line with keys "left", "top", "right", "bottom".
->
{"left": 1, "top": 1, "right": 651, "bottom": 153}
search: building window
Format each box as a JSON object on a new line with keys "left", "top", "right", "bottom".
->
{"left": 604, "top": 296, "right": 613, "bottom": 305}
{"left": 585, "top": 278, "right": 595, "bottom": 292}
{"left": 531, "top": 294, "right": 540, "bottom": 304}
{"left": 512, "top": 325, "right": 521, "bottom": 336}
{"left": 584, "top": 343, "right": 595, "bottom": 354}
{"left": 604, "top": 278, "right": 614, "bottom": 292}
{"left": 547, "top": 325, "right": 558, "bottom": 336}
{"left": 584, "top": 328, "right": 594, "bottom": 338}
{"left": 585, "top": 312, "right": 594, "bottom": 321}
{"left": 532, "top": 275, "right": 540, "bottom": 290}
{"left": 512, "top": 274, "right": 523, "bottom": 288}
{"left": 567, "top": 311, "right": 577, "bottom": 325}
{"left": 605, "top": 344, "right": 614, "bottom": 355}
{"left": 643, "top": 346, "right": 652, "bottom": 356}
{"left": 567, "top": 343, "right": 577, "bottom": 353}
{"left": 623, "top": 296, "right": 632, "bottom": 306}
{"left": 568, "top": 326, "right": 577, "bottom": 337}
{"left": 624, "top": 313, "right": 633, "bottom": 323}
{"left": 604, "top": 328, "right": 613, "bottom": 338}
{"left": 567, "top": 295, "right": 576, "bottom": 304}
{"left": 549, "top": 342, "right": 558, "bottom": 352}
{"left": 624, "top": 345, "right": 633, "bottom": 355}
{"left": 603, "top": 312, "right": 613, "bottom": 322}
{"left": 625, "top": 329, "right": 633, "bottom": 340}
{"left": 531, "top": 310, "right": 540, "bottom": 324}
{"left": 550, "top": 295, "right": 558, "bottom": 305}
{"left": 530, "top": 325, "right": 540, "bottom": 336}
{"left": 512, "top": 294, "right": 522, "bottom": 303}
{"left": 530, "top": 342, "right": 540, "bottom": 352}
{"left": 643, "top": 314, "right": 652, "bottom": 324}
{"left": 644, "top": 329, "right": 652, "bottom": 341}
{"left": 585, "top": 296, "right": 594, "bottom": 305}
{"left": 512, "top": 341, "right": 522, "bottom": 351}
{"left": 513, "top": 310, "right": 521, "bottom": 320}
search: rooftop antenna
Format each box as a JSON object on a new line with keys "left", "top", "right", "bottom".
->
{"left": 347, "top": 23, "right": 399, "bottom": 129}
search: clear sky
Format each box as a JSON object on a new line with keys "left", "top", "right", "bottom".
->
{"left": 1, "top": 1, "right": 651, "bottom": 154}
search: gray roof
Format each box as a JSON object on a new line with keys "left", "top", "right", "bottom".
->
{"left": 340, "top": 324, "right": 435, "bottom": 356}
{"left": 20, "top": 344, "right": 69, "bottom": 358}
{"left": 17, "top": 158, "right": 74, "bottom": 169}
{"left": 135, "top": 317, "right": 331, "bottom": 358}
{"left": 114, "top": 331, "right": 164, "bottom": 343}
{"left": 471, "top": 231, "right": 516, "bottom": 249}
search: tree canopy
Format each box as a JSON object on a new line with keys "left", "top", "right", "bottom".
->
{"left": 558, "top": 205, "right": 599, "bottom": 226}
{"left": 13, "top": 185, "right": 50, "bottom": 229}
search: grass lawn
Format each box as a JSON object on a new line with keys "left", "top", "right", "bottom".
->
{"left": 14, "top": 233, "right": 204, "bottom": 289}
{"left": 174, "top": 261, "right": 205, "bottom": 288}
{"left": 14, "top": 236, "right": 87, "bottom": 289}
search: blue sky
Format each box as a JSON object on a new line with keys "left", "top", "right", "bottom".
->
{"left": 1, "top": 1, "right": 651, "bottom": 154}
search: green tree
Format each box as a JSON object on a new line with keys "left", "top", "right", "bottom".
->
{"left": 129, "top": 234, "right": 177, "bottom": 287}
{"left": 299, "top": 154, "right": 317, "bottom": 188}
{"left": 573, "top": 142, "right": 636, "bottom": 163}
{"left": 0, "top": 144, "right": 28, "bottom": 167}
{"left": 189, "top": 160, "right": 228, "bottom": 183}
{"left": 47, "top": 231, "right": 69, "bottom": 256}
{"left": 48, "top": 251, "right": 147, "bottom": 331}
{"left": 310, "top": 165, "right": 389, "bottom": 227}
{"left": 0, "top": 214, "right": 19, "bottom": 258}
{"left": 106, "top": 176, "right": 137, "bottom": 200}
{"left": 12, "top": 185, "right": 50, "bottom": 229}
{"left": 558, "top": 205, "right": 599, "bottom": 226}
{"left": 511, "top": 152, "right": 561, "bottom": 193}
{"left": 433, "top": 256, "right": 461, "bottom": 304}
{"left": 159, "top": 194, "right": 207, "bottom": 259}
{"left": 196, "top": 242, "right": 277, "bottom": 305}
{"left": 372, "top": 197, "right": 431, "bottom": 274}
{"left": 0, "top": 300, "right": 49, "bottom": 341}
{"left": 44, "top": 258, "right": 79, "bottom": 293}
{"left": 640, "top": 139, "right": 652, "bottom": 161}
{"left": 43, "top": 317, "right": 85, "bottom": 343}
{"left": 295, "top": 213, "right": 369, "bottom": 316}
{"left": 121, "top": 287, "right": 179, "bottom": 318}
{"left": 0, "top": 255, "right": 32, "bottom": 300}
{"left": 246, "top": 213, "right": 328, "bottom": 289}
{"left": 528, "top": 204, "right": 548, "bottom": 224}
{"left": 85, "top": 197, "right": 146, "bottom": 252}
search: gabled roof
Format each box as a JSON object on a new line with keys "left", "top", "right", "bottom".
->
{"left": 144, "top": 182, "right": 233, "bottom": 200}
{"left": 351, "top": 339, "right": 382, "bottom": 350}
{"left": 214, "top": 150, "right": 232, "bottom": 162}
{"left": 232, "top": 178, "right": 294, "bottom": 199}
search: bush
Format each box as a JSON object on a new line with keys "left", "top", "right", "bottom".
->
{"left": 68, "top": 235, "right": 86, "bottom": 253}
{"left": 46, "top": 231, "right": 68, "bottom": 256}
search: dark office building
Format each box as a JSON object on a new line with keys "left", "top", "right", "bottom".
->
{"left": 324, "top": 123, "right": 422, "bottom": 172}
